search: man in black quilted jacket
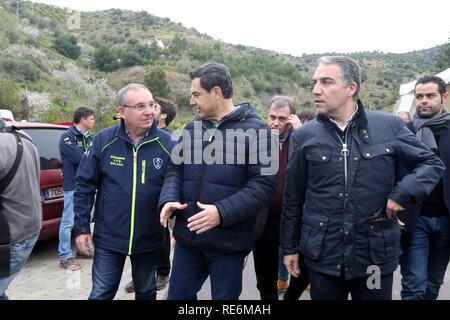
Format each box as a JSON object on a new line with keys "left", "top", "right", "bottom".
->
{"left": 159, "top": 62, "right": 277, "bottom": 300}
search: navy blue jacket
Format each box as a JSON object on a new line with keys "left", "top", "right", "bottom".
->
{"left": 159, "top": 103, "right": 278, "bottom": 254}
{"left": 73, "top": 120, "right": 175, "bottom": 255}
{"left": 281, "top": 101, "right": 445, "bottom": 280}
{"left": 59, "top": 125, "right": 93, "bottom": 191}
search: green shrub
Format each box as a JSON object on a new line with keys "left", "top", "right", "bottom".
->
{"left": 144, "top": 67, "right": 172, "bottom": 98}
{"left": 0, "top": 58, "right": 40, "bottom": 81}
{"left": 0, "top": 78, "right": 19, "bottom": 114}
{"left": 94, "top": 45, "right": 120, "bottom": 72}
{"left": 120, "top": 51, "right": 143, "bottom": 67}
{"left": 54, "top": 34, "right": 81, "bottom": 59}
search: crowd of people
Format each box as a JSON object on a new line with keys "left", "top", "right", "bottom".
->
{"left": 1, "top": 56, "right": 449, "bottom": 301}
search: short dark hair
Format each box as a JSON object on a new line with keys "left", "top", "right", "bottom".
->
{"left": 415, "top": 75, "right": 448, "bottom": 95}
{"left": 189, "top": 62, "right": 233, "bottom": 99}
{"left": 155, "top": 97, "right": 177, "bottom": 127}
{"left": 297, "top": 109, "right": 316, "bottom": 123}
{"left": 73, "top": 107, "right": 94, "bottom": 124}
{"left": 267, "top": 96, "right": 296, "bottom": 114}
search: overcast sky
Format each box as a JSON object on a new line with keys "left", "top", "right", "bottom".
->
{"left": 27, "top": 0, "right": 449, "bottom": 57}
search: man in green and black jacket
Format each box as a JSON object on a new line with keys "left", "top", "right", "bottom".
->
{"left": 74, "top": 84, "right": 175, "bottom": 300}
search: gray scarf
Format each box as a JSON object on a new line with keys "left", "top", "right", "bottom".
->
{"left": 413, "top": 109, "right": 450, "bottom": 151}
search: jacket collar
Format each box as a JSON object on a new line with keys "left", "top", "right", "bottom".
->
{"left": 317, "top": 99, "right": 370, "bottom": 142}
{"left": 69, "top": 125, "right": 84, "bottom": 136}
{"left": 199, "top": 103, "right": 259, "bottom": 128}
{"left": 116, "top": 119, "right": 159, "bottom": 144}
{"left": 317, "top": 100, "right": 367, "bottom": 126}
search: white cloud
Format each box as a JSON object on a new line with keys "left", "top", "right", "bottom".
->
{"left": 27, "top": 0, "right": 450, "bottom": 56}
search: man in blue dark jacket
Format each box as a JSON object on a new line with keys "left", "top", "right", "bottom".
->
{"left": 73, "top": 84, "right": 175, "bottom": 300}
{"left": 401, "top": 75, "right": 450, "bottom": 300}
{"left": 159, "top": 63, "right": 278, "bottom": 300}
{"left": 281, "top": 56, "right": 445, "bottom": 300}
{"left": 58, "top": 107, "right": 95, "bottom": 271}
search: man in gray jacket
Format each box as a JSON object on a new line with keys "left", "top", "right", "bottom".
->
{"left": 0, "top": 118, "right": 42, "bottom": 300}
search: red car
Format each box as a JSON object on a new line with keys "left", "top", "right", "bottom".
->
{"left": 4, "top": 119, "right": 69, "bottom": 240}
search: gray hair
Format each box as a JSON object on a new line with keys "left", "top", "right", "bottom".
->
{"left": 318, "top": 56, "right": 361, "bottom": 99}
{"left": 116, "top": 83, "right": 150, "bottom": 106}
{"left": 267, "top": 95, "right": 296, "bottom": 114}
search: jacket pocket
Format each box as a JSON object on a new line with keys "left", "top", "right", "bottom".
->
{"left": 368, "top": 219, "right": 401, "bottom": 264}
{"left": 305, "top": 148, "right": 331, "bottom": 162}
{"left": 299, "top": 215, "right": 328, "bottom": 260}
{"left": 360, "top": 142, "right": 394, "bottom": 160}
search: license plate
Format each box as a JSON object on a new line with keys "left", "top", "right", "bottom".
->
{"left": 45, "top": 187, "right": 63, "bottom": 200}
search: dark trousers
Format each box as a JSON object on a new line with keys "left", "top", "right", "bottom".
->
{"left": 309, "top": 269, "right": 393, "bottom": 300}
{"left": 253, "top": 219, "right": 280, "bottom": 300}
{"left": 89, "top": 246, "right": 158, "bottom": 300}
{"left": 283, "top": 254, "right": 310, "bottom": 300}
{"left": 168, "top": 241, "right": 246, "bottom": 300}
{"left": 157, "top": 228, "right": 171, "bottom": 277}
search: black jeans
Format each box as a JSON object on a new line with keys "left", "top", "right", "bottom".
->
{"left": 253, "top": 219, "right": 280, "bottom": 300}
{"left": 309, "top": 269, "right": 393, "bottom": 300}
{"left": 157, "top": 228, "right": 171, "bottom": 277}
{"left": 283, "top": 254, "right": 310, "bottom": 300}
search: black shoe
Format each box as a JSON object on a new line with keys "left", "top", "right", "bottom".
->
{"left": 156, "top": 275, "right": 169, "bottom": 290}
{"left": 125, "top": 280, "right": 135, "bottom": 293}
{"left": 75, "top": 250, "right": 93, "bottom": 259}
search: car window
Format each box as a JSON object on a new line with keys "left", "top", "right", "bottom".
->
{"left": 22, "top": 128, "right": 65, "bottom": 170}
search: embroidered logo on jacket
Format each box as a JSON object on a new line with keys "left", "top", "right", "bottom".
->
{"left": 153, "top": 158, "right": 163, "bottom": 170}
{"left": 110, "top": 155, "right": 125, "bottom": 167}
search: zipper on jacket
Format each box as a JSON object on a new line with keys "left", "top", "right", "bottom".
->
{"left": 335, "top": 128, "right": 350, "bottom": 194}
{"left": 189, "top": 122, "right": 218, "bottom": 244}
{"left": 191, "top": 161, "right": 207, "bottom": 244}
{"left": 127, "top": 137, "right": 160, "bottom": 256}
{"left": 82, "top": 133, "right": 92, "bottom": 152}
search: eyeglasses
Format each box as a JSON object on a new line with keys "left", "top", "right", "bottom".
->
{"left": 124, "top": 102, "right": 158, "bottom": 111}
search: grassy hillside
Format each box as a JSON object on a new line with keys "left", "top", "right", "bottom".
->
{"left": 0, "top": 0, "right": 446, "bottom": 130}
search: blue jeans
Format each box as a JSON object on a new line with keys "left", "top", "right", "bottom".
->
{"left": 0, "top": 232, "right": 39, "bottom": 300}
{"left": 401, "top": 215, "right": 450, "bottom": 300}
{"left": 58, "top": 191, "right": 74, "bottom": 261}
{"left": 278, "top": 247, "right": 289, "bottom": 281}
{"left": 89, "top": 246, "right": 158, "bottom": 300}
{"left": 168, "top": 242, "right": 246, "bottom": 300}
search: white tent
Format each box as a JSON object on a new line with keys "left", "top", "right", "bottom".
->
{"left": 395, "top": 68, "right": 450, "bottom": 114}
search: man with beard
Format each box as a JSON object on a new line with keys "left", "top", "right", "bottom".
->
{"left": 401, "top": 75, "right": 450, "bottom": 300}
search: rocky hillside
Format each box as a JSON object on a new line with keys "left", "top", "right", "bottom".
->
{"left": 0, "top": 0, "right": 445, "bottom": 130}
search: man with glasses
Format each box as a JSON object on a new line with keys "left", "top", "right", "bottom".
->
{"left": 73, "top": 83, "right": 175, "bottom": 299}
{"left": 124, "top": 97, "right": 178, "bottom": 294}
